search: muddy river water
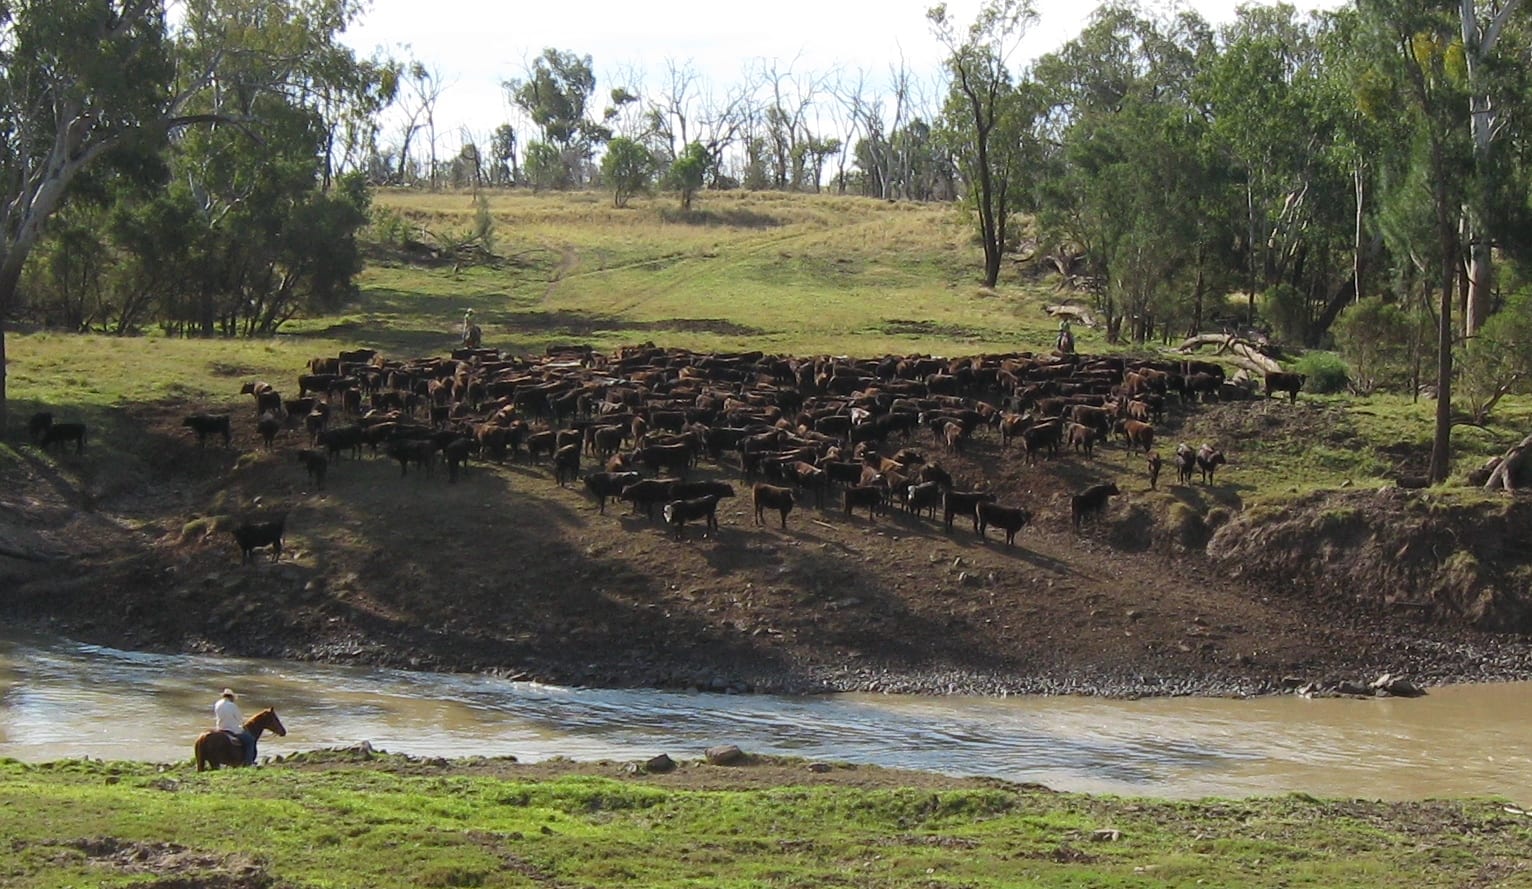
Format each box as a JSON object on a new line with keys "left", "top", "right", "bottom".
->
{"left": 3, "top": 632, "right": 1529, "bottom": 801}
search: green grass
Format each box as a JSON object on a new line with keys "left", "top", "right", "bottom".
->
{"left": 3, "top": 757, "right": 1529, "bottom": 888}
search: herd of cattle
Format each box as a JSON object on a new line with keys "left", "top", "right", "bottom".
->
{"left": 150, "top": 343, "right": 1305, "bottom": 562}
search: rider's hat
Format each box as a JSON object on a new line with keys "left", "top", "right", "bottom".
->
{"left": 221, "top": 688, "right": 237, "bottom": 698}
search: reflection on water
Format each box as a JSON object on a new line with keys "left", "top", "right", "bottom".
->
{"left": 2, "top": 630, "right": 1530, "bottom": 801}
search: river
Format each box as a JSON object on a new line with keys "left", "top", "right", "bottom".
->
{"left": 3, "top": 631, "right": 1529, "bottom": 802}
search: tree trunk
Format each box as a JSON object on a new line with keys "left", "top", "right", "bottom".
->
{"left": 1459, "top": 0, "right": 1523, "bottom": 335}
{"left": 1429, "top": 217, "right": 1456, "bottom": 485}
{"left": 0, "top": 317, "right": 7, "bottom": 438}
{"left": 0, "top": 254, "right": 23, "bottom": 437}
{"left": 1353, "top": 161, "right": 1367, "bottom": 305}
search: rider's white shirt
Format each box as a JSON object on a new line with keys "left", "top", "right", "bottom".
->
{"left": 214, "top": 697, "right": 245, "bottom": 733}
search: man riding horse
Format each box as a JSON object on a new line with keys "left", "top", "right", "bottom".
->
{"left": 213, "top": 688, "right": 259, "bottom": 765}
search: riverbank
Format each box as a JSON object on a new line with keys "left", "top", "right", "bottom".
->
{"left": 4, "top": 751, "right": 1530, "bottom": 889}
{"left": 6, "top": 390, "right": 1532, "bottom": 700}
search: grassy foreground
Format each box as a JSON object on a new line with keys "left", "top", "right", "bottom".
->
{"left": 4, "top": 755, "right": 1530, "bottom": 888}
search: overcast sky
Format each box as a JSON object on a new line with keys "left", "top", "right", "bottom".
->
{"left": 340, "top": 0, "right": 1345, "bottom": 151}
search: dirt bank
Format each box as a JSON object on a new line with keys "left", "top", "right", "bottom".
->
{"left": 4, "top": 396, "right": 1531, "bottom": 697}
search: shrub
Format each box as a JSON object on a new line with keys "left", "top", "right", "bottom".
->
{"left": 368, "top": 205, "right": 411, "bottom": 248}
{"left": 1333, "top": 297, "right": 1421, "bottom": 394}
{"left": 1293, "top": 351, "right": 1349, "bottom": 394}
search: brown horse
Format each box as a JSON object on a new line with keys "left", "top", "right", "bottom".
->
{"left": 193, "top": 708, "right": 287, "bottom": 772}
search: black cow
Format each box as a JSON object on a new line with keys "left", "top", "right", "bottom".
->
{"left": 183, "top": 414, "right": 232, "bottom": 447}
{"left": 296, "top": 449, "right": 328, "bottom": 490}
{"left": 977, "top": 502, "right": 1031, "bottom": 546}
{"left": 583, "top": 471, "right": 643, "bottom": 514}
{"left": 844, "top": 484, "right": 884, "bottom": 520}
{"left": 664, "top": 494, "right": 721, "bottom": 539}
{"left": 1264, "top": 371, "right": 1306, "bottom": 403}
{"left": 231, "top": 515, "right": 286, "bottom": 563}
{"left": 942, "top": 490, "right": 996, "bottom": 534}
{"left": 620, "top": 478, "right": 679, "bottom": 519}
{"left": 28, "top": 413, "right": 87, "bottom": 454}
{"left": 1071, "top": 482, "right": 1120, "bottom": 531}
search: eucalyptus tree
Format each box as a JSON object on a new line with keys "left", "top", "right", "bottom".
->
{"left": 643, "top": 60, "right": 752, "bottom": 191}
{"left": 668, "top": 142, "right": 708, "bottom": 211}
{"left": 1199, "top": 5, "right": 1330, "bottom": 328}
{"left": 507, "top": 49, "right": 605, "bottom": 187}
{"left": 0, "top": 0, "right": 373, "bottom": 432}
{"left": 1030, "top": 2, "right": 1225, "bottom": 341}
{"left": 489, "top": 124, "right": 518, "bottom": 185}
{"left": 1459, "top": 0, "right": 1529, "bottom": 334}
{"left": 601, "top": 137, "right": 656, "bottom": 208}
{"left": 929, "top": 0, "right": 1038, "bottom": 288}
{"left": 1358, "top": 0, "right": 1473, "bottom": 483}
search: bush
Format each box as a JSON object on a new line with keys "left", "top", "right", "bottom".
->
{"left": 1333, "top": 297, "right": 1421, "bottom": 394}
{"left": 368, "top": 205, "right": 411, "bottom": 248}
{"left": 1293, "top": 351, "right": 1350, "bottom": 394}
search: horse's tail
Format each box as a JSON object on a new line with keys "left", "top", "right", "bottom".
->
{"left": 193, "top": 733, "right": 208, "bottom": 772}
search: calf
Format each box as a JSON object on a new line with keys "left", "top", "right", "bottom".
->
{"left": 1146, "top": 452, "right": 1163, "bottom": 490}
{"left": 257, "top": 412, "right": 282, "bottom": 449}
{"left": 943, "top": 490, "right": 996, "bottom": 534}
{"left": 1066, "top": 421, "right": 1097, "bottom": 456}
{"left": 844, "top": 484, "right": 884, "bottom": 520}
{"left": 182, "top": 413, "right": 232, "bottom": 447}
{"left": 1172, "top": 443, "right": 1195, "bottom": 485}
{"left": 1196, "top": 445, "right": 1227, "bottom": 484}
{"left": 905, "top": 480, "right": 944, "bottom": 520}
{"left": 977, "top": 502, "right": 1031, "bottom": 546}
{"left": 231, "top": 514, "right": 286, "bottom": 564}
{"left": 240, "top": 381, "right": 283, "bottom": 417}
{"left": 525, "top": 430, "right": 558, "bottom": 462}
{"left": 1071, "top": 482, "right": 1120, "bottom": 531}
{"left": 29, "top": 413, "right": 87, "bottom": 454}
{"left": 442, "top": 437, "right": 473, "bottom": 483}
{"left": 1264, "top": 371, "right": 1306, "bottom": 403}
{"left": 584, "top": 471, "right": 642, "bottom": 514}
{"left": 296, "top": 448, "right": 328, "bottom": 490}
{"left": 386, "top": 438, "right": 436, "bottom": 476}
{"left": 552, "top": 443, "right": 581, "bottom": 487}
{"left": 752, "top": 483, "right": 796, "bottom": 529}
{"left": 940, "top": 420, "right": 968, "bottom": 453}
{"left": 1114, "top": 419, "right": 1155, "bottom": 453}
{"left": 664, "top": 494, "right": 721, "bottom": 540}
{"left": 321, "top": 424, "right": 365, "bottom": 461}
{"left": 785, "top": 461, "right": 828, "bottom": 508}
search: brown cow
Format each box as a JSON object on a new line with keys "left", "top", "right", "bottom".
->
{"left": 752, "top": 483, "right": 796, "bottom": 529}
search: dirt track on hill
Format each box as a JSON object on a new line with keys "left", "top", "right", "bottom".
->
{"left": 4, "top": 396, "right": 1532, "bottom": 698}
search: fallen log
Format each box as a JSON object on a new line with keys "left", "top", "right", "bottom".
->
{"left": 1176, "top": 334, "right": 1284, "bottom": 375}
{"left": 1482, "top": 432, "right": 1532, "bottom": 492}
